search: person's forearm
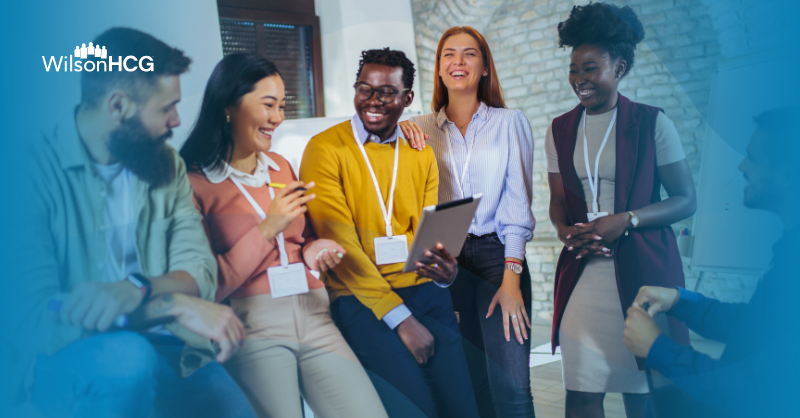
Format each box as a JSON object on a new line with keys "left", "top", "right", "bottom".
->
{"left": 549, "top": 201, "right": 571, "bottom": 237}
{"left": 125, "top": 293, "right": 184, "bottom": 328}
{"left": 629, "top": 195, "right": 696, "bottom": 229}
{"left": 633, "top": 159, "right": 697, "bottom": 229}
{"left": 669, "top": 288, "right": 748, "bottom": 343}
{"left": 149, "top": 270, "right": 199, "bottom": 298}
{"left": 501, "top": 264, "right": 521, "bottom": 288}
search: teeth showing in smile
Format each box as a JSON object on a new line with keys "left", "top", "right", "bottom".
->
{"left": 577, "top": 89, "right": 595, "bottom": 98}
{"left": 258, "top": 128, "right": 272, "bottom": 136}
{"left": 451, "top": 71, "right": 466, "bottom": 77}
{"left": 366, "top": 112, "right": 383, "bottom": 118}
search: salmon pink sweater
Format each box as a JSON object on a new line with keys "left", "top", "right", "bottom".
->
{"left": 189, "top": 152, "right": 323, "bottom": 302}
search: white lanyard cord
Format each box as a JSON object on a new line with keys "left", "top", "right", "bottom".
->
{"left": 582, "top": 109, "right": 617, "bottom": 214}
{"left": 230, "top": 177, "right": 290, "bottom": 267}
{"left": 351, "top": 122, "right": 400, "bottom": 237}
{"left": 446, "top": 117, "right": 479, "bottom": 199}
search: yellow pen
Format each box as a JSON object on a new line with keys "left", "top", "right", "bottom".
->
{"left": 267, "top": 182, "right": 307, "bottom": 191}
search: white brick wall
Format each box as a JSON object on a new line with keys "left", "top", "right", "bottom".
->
{"left": 410, "top": 0, "right": 773, "bottom": 322}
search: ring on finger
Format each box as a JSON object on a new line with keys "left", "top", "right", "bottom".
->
{"left": 511, "top": 314, "right": 518, "bottom": 319}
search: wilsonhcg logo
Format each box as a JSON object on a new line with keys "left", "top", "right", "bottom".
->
{"left": 43, "top": 42, "right": 154, "bottom": 72}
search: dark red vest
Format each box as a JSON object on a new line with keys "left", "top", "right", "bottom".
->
{"left": 550, "top": 94, "right": 689, "bottom": 367}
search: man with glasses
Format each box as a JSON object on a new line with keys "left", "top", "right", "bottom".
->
{"left": 300, "top": 48, "right": 480, "bottom": 418}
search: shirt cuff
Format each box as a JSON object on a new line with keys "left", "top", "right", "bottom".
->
{"left": 668, "top": 287, "right": 702, "bottom": 320}
{"left": 383, "top": 304, "right": 412, "bottom": 330}
{"left": 503, "top": 234, "right": 528, "bottom": 260}
{"left": 433, "top": 267, "right": 458, "bottom": 288}
{"left": 646, "top": 333, "right": 682, "bottom": 371}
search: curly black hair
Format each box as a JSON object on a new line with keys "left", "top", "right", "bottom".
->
{"left": 355, "top": 47, "right": 416, "bottom": 90}
{"left": 557, "top": 2, "right": 645, "bottom": 78}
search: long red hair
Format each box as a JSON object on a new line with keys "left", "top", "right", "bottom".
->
{"left": 431, "top": 26, "right": 506, "bottom": 112}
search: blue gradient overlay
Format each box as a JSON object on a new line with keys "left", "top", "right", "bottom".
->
{"left": 1, "top": 0, "right": 798, "bottom": 417}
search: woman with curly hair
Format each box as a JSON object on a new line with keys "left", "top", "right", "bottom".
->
{"left": 545, "top": 3, "right": 696, "bottom": 417}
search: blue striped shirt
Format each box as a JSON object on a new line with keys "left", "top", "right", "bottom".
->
{"left": 411, "top": 102, "right": 535, "bottom": 260}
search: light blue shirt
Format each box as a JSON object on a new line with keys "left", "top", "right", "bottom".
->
{"left": 411, "top": 102, "right": 535, "bottom": 260}
{"left": 351, "top": 114, "right": 452, "bottom": 330}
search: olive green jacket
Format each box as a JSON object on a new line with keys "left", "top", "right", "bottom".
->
{"left": 4, "top": 116, "right": 217, "bottom": 405}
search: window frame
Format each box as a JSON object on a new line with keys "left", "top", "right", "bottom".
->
{"left": 218, "top": 5, "right": 325, "bottom": 117}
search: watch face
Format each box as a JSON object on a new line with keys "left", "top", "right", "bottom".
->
{"left": 507, "top": 263, "right": 523, "bottom": 274}
{"left": 632, "top": 217, "right": 639, "bottom": 227}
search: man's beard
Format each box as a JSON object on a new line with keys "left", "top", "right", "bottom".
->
{"left": 108, "top": 116, "right": 175, "bottom": 187}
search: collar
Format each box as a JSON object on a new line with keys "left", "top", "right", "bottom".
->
{"left": 55, "top": 109, "right": 94, "bottom": 170}
{"left": 436, "top": 101, "right": 489, "bottom": 129}
{"left": 351, "top": 114, "right": 403, "bottom": 144}
{"left": 203, "top": 152, "right": 281, "bottom": 186}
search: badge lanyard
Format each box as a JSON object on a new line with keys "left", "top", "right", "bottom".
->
{"left": 351, "top": 120, "right": 409, "bottom": 265}
{"left": 445, "top": 117, "right": 480, "bottom": 200}
{"left": 582, "top": 108, "right": 617, "bottom": 216}
{"left": 231, "top": 176, "right": 309, "bottom": 297}
{"left": 230, "top": 176, "right": 289, "bottom": 267}
{"left": 351, "top": 122, "right": 400, "bottom": 238}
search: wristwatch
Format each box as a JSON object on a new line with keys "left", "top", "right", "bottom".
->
{"left": 505, "top": 262, "right": 523, "bottom": 275}
{"left": 125, "top": 273, "right": 152, "bottom": 303}
{"left": 627, "top": 211, "right": 639, "bottom": 228}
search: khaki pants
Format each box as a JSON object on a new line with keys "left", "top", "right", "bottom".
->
{"left": 225, "top": 288, "right": 388, "bottom": 418}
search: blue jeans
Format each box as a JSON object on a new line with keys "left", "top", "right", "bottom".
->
{"left": 331, "top": 282, "right": 480, "bottom": 418}
{"left": 452, "top": 235, "right": 535, "bottom": 418}
{"left": 30, "top": 331, "right": 256, "bottom": 418}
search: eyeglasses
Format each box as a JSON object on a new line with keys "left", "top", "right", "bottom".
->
{"left": 354, "top": 83, "right": 410, "bottom": 104}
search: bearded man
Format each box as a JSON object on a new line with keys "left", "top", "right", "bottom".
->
{"left": 2, "top": 28, "right": 256, "bottom": 418}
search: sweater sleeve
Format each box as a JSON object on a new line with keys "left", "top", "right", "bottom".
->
{"left": 287, "top": 163, "right": 318, "bottom": 254}
{"left": 191, "top": 178, "right": 276, "bottom": 302}
{"left": 300, "top": 135, "right": 405, "bottom": 320}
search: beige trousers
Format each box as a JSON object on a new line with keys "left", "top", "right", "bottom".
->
{"left": 225, "top": 288, "right": 388, "bottom": 418}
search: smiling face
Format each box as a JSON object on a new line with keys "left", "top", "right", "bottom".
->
{"left": 354, "top": 63, "right": 413, "bottom": 140}
{"left": 569, "top": 44, "right": 625, "bottom": 115}
{"left": 227, "top": 75, "right": 285, "bottom": 155}
{"left": 438, "top": 32, "right": 486, "bottom": 95}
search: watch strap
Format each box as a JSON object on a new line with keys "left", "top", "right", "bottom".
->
{"left": 127, "top": 273, "right": 152, "bottom": 302}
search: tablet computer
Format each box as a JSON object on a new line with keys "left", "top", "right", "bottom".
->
{"left": 402, "top": 194, "right": 483, "bottom": 273}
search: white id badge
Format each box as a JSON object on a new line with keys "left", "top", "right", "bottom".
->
{"left": 587, "top": 212, "right": 609, "bottom": 222}
{"left": 374, "top": 235, "right": 409, "bottom": 265}
{"left": 267, "top": 263, "right": 309, "bottom": 298}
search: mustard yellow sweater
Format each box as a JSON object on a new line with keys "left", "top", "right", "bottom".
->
{"left": 299, "top": 121, "right": 439, "bottom": 320}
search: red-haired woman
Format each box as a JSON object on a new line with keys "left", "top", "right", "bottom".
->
{"left": 400, "top": 26, "right": 536, "bottom": 418}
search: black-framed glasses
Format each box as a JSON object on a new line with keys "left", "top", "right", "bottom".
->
{"left": 354, "top": 83, "right": 410, "bottom": 103}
